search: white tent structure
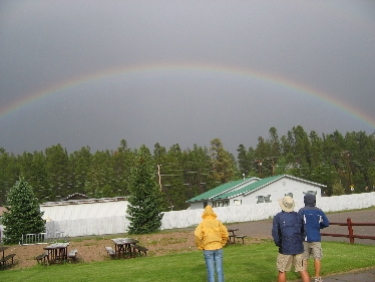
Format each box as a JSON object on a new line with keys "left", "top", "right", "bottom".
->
{"left": 37, "top": 192, "right": 375, "bottom": 238}
{"left": 41, "top": 198, "right": 129, "bottom": 238}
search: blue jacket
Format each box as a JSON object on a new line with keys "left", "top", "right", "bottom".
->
{"left": 298, "top": 194, "right": 329, "bottom": 242}
{"left": 272, "top": 211, "right": 305, "bottom": 255}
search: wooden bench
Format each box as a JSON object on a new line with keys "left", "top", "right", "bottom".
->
{"left": 35, "top": 252, "right": 49, "bottom": 265}
{"left": 105, "top": 246, "right": 116, "bottom": 258}
{"left": 228, "top": 228, "right": 239, "bottom": 244}
{"left": 228, "top": 235, "right": 236, "bottom": 244}
{"left": 1, "top": 254, "right": 16, "bottom": 267}
{"left": 133, "top": 245, "right": 148, "bottom": 257}
{"left": 68, "top": 249, "right": 78, "bottom": 261}
{"left": 235, "top": 235, "right": 247, "bottom": 245}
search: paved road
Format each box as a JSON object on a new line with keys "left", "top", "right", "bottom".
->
{"left": 322, "top": 268, "right": 375, "bottom": 282}
{"left": 226, "top": 209, "right": 375, "bottom": 281}
{"left": 226, "top": 209, "right": 375, "bottom": 244}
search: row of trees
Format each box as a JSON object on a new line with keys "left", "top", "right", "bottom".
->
{"left": 1, "top": 126, "right": 375, "bottom": 211}
{"left": 2, "top": 146, "right": 165, "bottom": 244}
{"left": 0, "top": 138, "right": 237, "bottom": 211}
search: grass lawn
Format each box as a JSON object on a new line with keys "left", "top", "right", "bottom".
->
{"left": 1, "top": 240, "right": 375, "bottom": 282}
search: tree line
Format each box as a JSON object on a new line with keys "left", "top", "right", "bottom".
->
{"left": 2, "top": 146, "right": 164, "bottom": 244}
{"left": 1, "top": 125, "right": 374, "bottom": 211}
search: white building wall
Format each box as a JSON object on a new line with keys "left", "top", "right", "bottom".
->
{"left": 37, "top": 192, "right": 375, "bottom": 237}
{"left": 200, "top": 178, "right": 323, "bottom": 208}
{"left": 239, "top": 179, "right": 322, "bottom": 206}
{"left": 189, "top": 201, "right": 205, "bottom": 210}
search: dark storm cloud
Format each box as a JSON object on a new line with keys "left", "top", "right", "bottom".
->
{"left": 0, "top": 0, "right": 374, "bottom": 155}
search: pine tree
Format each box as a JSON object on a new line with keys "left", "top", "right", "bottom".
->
{"left": 126, "top": 146, "right": 164, "bottom": 234}
{"left": 209, "top": 138, "right": 237, "bottom": 183}
{"left": 332, "top": 180, "right": 345, "bottom": 195}
{"left": 237, "top": 144, "right": 251, "bottom": 177}
{"left": 2, "top": 176, "right": 45, "bottom": 244}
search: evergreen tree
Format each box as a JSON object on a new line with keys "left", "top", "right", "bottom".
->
{"left": 2, "top": 176, "right": 45, "bottom": 244}
{"left": 30, "top": 151, "right": 49, "bottom": 202}
{"left": 183, "top": 144, "right": 213, "bottom": 199}
{"left": 126, "top": 145, "right": 164, "bottom": 234}
{"left": 332, "top": 180, "right": 345, "bottom": 195}
{"left": 0, "top": 148, "right": 17, "bottom": 206}
{"left": 85, "top": 150, "right": 112, "bottom": 197}
{"left": 209, "top": 138, "right": 237, "bottom": 183}
{"left": 237, "top": 144, "right": 251, "bottom": 177}
{"left": 266, "top": 127, "right": 281, "bottom": 176}
{"left": 70, "top": 146, "right": 92, "bottom": 195}
{"left": 113, "top": 140, "right": 135, "bottom": 196}
{"left": 45, "top": 144, "right": 70, "bottom": 201}
{"left": 253, "top": 136, "right": 271, "bottom": 177}
{"left": 165, "top": 144, "right": 188, "bottom": 210}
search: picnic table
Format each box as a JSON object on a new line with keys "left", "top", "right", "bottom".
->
{"left": 111, "top": 238, "right": 138, "bottom": 258}
{"left": 227, "top": 228, "right": 247, "bottom": 244}
{"left": 43, "top": 242, "right": 69, "bottom": 263}
{"left": 0, "top": 246, "right": 16, "bottom": 268}
{"left": 0, "top": 246, "right": 7, "bottom": 261}
{"left": 228, "top": 228, "right": 239, "bottom": 244}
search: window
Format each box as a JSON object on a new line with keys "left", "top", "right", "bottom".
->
{"left": 212, "top": 201, "right": 229, "bottom": 207}
{"left": 233, "top": 199, "right": 242, "bottom": 206}
{"left": 285, "top": 192, "right": 293, "bottom": 198}
{"left": 257, "top": 196, "right": 264, "bottom": 203}
{"left": 257, "top": 195, "right": 272, "bottom": 203}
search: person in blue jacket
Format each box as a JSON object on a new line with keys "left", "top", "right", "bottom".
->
{"left": 272, "top": 196, "right": 310, "bottom": 282}
{"left": 299, "top": 193, "right": 329, "bottom": 282}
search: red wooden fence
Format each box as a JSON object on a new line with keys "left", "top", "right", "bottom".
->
{"left": 321, "top": 218, "right": 375, "bottom": 244}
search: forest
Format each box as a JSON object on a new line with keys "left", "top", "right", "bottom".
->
{"left": 1, "top": 125, "right": 374, "bottom": 211}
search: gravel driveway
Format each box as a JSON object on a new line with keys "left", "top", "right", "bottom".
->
{"left": 226, "top": 209, "right": 375, "bottom": 245}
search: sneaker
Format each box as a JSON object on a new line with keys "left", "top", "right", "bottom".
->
{"left": 314, "top": 277, "right": 323, "bottom": 282}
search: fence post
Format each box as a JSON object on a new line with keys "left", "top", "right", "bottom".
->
{"left": 347, "top": 218, "right": 354, "bottom": 244}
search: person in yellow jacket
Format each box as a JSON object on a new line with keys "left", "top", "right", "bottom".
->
{"left": 194, "top": 205, "right": 229, "bottom": 282}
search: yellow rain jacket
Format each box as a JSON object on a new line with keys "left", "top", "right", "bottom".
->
{"left": 194, "top": 205, "right": 229, "bottom": 250}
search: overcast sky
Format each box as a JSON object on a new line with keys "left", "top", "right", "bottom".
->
{"left": 1, "top": 1, "right": 374, "bottom": 156}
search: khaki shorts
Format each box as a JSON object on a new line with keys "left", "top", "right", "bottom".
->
{"left": 303, "top": 242, "right": 323, "bottom": 260}
{"left": 277, "top": 253, "right": 306, "bottom": 272}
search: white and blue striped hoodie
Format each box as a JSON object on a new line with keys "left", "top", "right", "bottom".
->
{"left": 298, "top": 194, "right": 330, "bottom": 242}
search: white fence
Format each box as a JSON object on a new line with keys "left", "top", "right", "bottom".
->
{"left": 44, "top": 192, "right": 375, "bottom": 238}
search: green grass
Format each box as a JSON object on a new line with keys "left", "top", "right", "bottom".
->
{"left": 1, "top": 241, "right": 375, "bottom": 282}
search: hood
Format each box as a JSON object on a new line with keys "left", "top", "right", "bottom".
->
{"left": 201, "top": 205, "right": 217, "bottom": 219}
{"left": 304, "top": 194, "right": 316, "bottom": 207}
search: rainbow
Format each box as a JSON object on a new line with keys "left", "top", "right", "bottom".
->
{"left": 1, "top": 62, "right": 374, "bottom": 129}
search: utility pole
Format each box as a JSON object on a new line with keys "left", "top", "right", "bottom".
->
{"left": 157, "top": 164, "right": 162, "bottom": 191}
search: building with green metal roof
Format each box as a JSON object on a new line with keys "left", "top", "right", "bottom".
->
{"left": 186, "top": 174, "right": 326, "bottom": 209}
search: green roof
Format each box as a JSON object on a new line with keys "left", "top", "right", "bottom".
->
{"left": 186, "top": 178, "right": 257, "bottom": 203}
{"left": 187, "top": 174, "right": 326, "bottom": 203}
{"left": 214, "top": 175, "right": 282, "bottom": 199}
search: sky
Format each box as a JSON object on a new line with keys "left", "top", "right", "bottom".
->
{"left": 1, "top": 1, "right": 374, "bottom": 156}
